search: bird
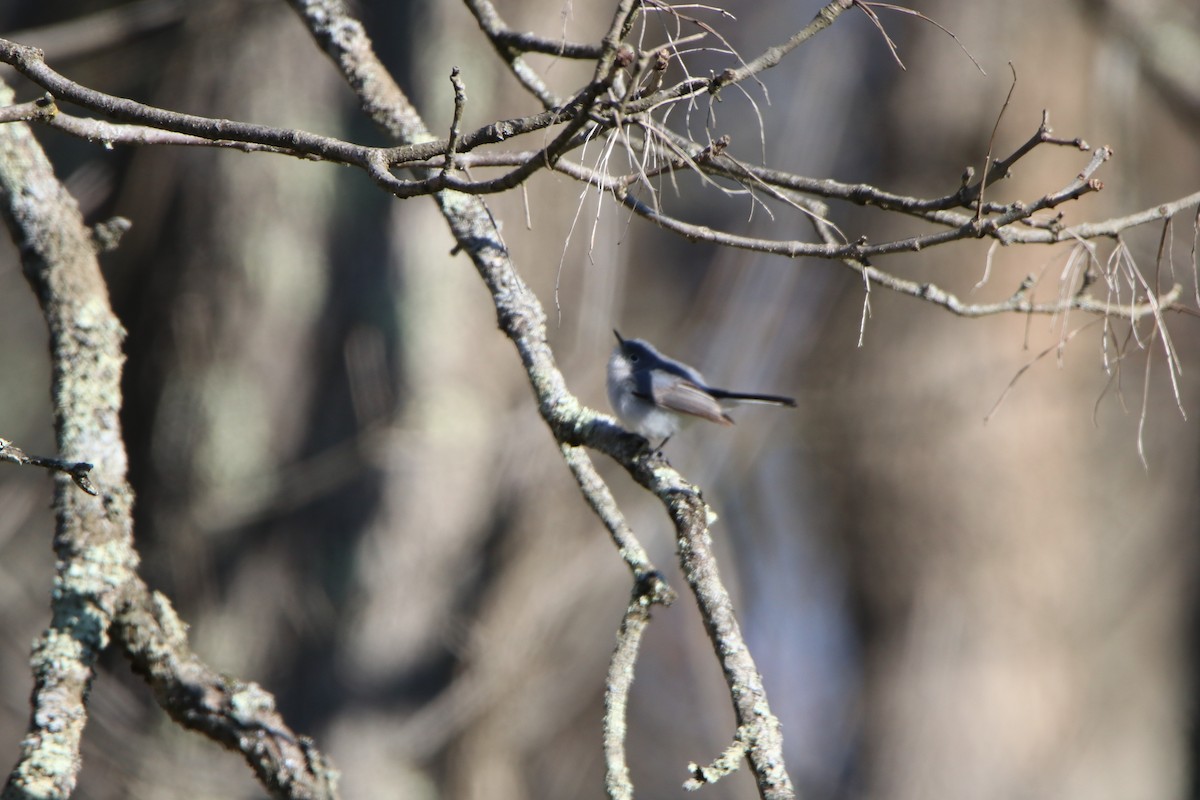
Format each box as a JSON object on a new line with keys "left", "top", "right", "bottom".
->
{"left": 606, "top": 330, "right": 796, "bottom": 443}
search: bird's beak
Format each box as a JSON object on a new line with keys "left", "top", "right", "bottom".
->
{"left": 613, "top": 329, "right": 624, "bottom": 344}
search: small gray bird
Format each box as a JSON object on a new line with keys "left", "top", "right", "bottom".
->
{"left": 606, "top": 330, "right": 796, "bottom": 442}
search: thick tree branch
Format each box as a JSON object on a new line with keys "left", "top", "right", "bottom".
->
{"left": 0, "top": 78, "right": 338, "bottom": 800}
{"left": 115, "top": 582, "right": 340, "bottom": 799}
{"left": 0, "top": 78, "right": 137, "bottom": 800}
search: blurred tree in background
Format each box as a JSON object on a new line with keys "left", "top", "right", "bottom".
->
{"left": 1, "top": 1, "right": 1198, "bottom": 799}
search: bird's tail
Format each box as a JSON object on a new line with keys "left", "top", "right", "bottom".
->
{"left": 708, "top": 389, "right": 797, "bottom": 407}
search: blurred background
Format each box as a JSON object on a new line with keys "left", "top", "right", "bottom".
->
{"left": 2, "top": 1, "right": 1199, "bottom": 798}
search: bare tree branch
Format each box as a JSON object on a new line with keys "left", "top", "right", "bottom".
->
{"left": 284, "top": 1, "right": 797, "bottom": 797}
{"left": 711, "top": 0, "right": 854, "bottom": 91}
{"left": 115, "top": 582, "right": 340, "bottom": 799}
{"left": 0, "top": 78, "right": 136, "bottom": 800}
{"left": 2, "top": 1, "right": 1197, "bottom": 796}
{"left": 462, "top": 0, "right": 595, "bottom": 108}
{"left": 2, "top": 30, "right": 1196, "bottom": 334}
{"left": 0, "top": 78, "right": 338, "bottom": 800}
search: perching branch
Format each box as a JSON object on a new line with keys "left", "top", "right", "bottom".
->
{"left": 285, "top": 1, "right": 796, "bottom": 796}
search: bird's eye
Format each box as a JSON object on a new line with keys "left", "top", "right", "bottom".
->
{"left": 629, "top": 354, "right": 639, "bottom": 362}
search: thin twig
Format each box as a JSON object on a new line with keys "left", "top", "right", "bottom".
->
{"left": 685, "top": 733, "right": 750, "bottom": 791}
{"left": 977, "top": 63, "right": 1018, "bottom": 223}
{"left": 984, "top": 318, "right": 1104, "bottom": 423}
{"left": 1121, "top": 238, "right": 1186, "bottom": 419}
{"left": 862, "top": 2, "right": 987, "bottom": 74}
{"left": 444, "top": 67, "right": 467, "bottom": 176}
{"left": 711, "top": 0, "right": 854, "bottom": 91}
{"left": 1138, "top": 325, "right": 1155, "bottom": 469}
{"left": 0, "top": 438, "right": 96, "bottom": 494}
{"left": 855, "top": 1, "right": 906, "bottom": 70}
{"left": 1191, "top": 207, "right": 1200, "bottom": 308}
{"left": 0, "top": 92, "right": 55, "bottom": 123}
{"left": 460, "top": 0, "right": 570, "bottom": 107}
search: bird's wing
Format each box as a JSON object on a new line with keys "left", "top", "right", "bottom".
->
{"left": 647, "top": 373, "right": 734, "bottom": 426}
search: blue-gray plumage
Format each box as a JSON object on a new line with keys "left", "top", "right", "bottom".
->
{"left": 606, "top": 330, "right": 796, "bottom": 441}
